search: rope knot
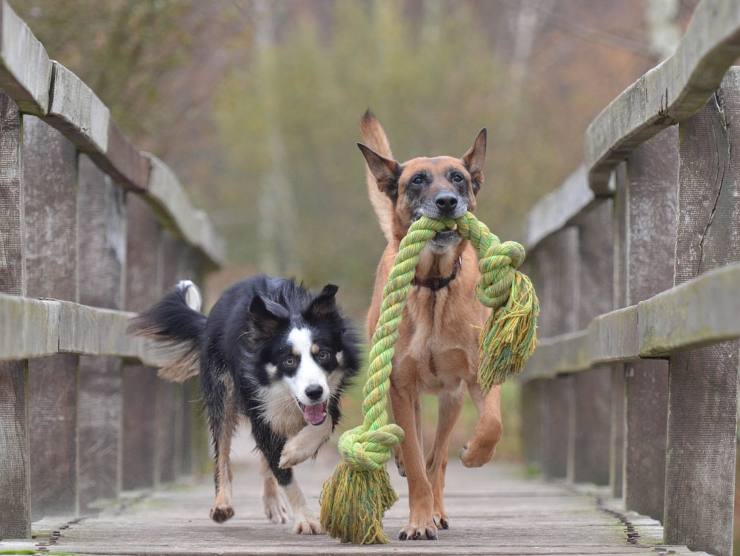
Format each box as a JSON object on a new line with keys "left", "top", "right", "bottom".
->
{"left": 337, "top": 424, "right": 404, "bottom": 471}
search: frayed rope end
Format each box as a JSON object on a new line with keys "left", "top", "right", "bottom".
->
{"left": 319, "top": 462, "right": 398, "bottom": 544}
{"left": 478, "top": 271, "right": 540, "bottom": 390}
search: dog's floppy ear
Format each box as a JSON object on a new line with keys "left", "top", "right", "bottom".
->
{"left": 248, "top": 295, "right": 289, "bottom": 338}
{"left": 357, "top": 143, "right": 400, "bottom": 199}
{"left": 304, "top": 284, "right": 338, "bottom": 320}
{"left": 462, "top": 128, "right": 487, "bottom": 193}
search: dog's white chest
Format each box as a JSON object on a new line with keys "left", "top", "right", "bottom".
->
{"left": 258, "top": 384, "right": 305, "bottom": 437}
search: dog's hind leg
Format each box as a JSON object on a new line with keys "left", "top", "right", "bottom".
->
{"left": 426, "top": 383, "right": 465, "bottom": 529}
{"left": 203, "top": 366, "right": 238, "bottom": 523}
{"left": 461, "top": 382, "right": 503, "bottom": 468}
{"left": 393, "top": 395, "right": 422, "bottom": 478}
{"left": 260, "top": 454, "right": 291, "bottom": 524}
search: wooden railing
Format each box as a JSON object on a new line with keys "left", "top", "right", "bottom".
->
{"left": 519, "top": 1, "right": 740, "bottom": 555}
{"left": 0, "top": 0, "right": 224, "bottom": 539}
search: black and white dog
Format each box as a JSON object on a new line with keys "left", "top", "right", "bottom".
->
{"left": 130, "top": 276, "right": 359, "bottom": 534}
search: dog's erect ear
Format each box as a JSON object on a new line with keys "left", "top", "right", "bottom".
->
{"left": 304, "top": 284, "right": 338, "bottom": 320}
{"left": 462, "top": 128, "right": 487, "bottom": 193}
{"left": 357, "top": 143, "right": 400, "bottom": 199}
{"left": 248, "top": 295, "right": 289, "bottom": 338}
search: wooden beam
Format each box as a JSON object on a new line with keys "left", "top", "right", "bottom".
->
{"left": 663, "top": 69, "right": 740, "bottom": 556}
{"left": 0, "top": 0, "right": 51, "bottom": 115}
{"left": 585, "top": 0, "right": 740, "bottom": 193}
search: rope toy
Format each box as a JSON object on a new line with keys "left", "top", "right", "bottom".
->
{"left": 319, "top": 211, "right": 539, "bottom": 544}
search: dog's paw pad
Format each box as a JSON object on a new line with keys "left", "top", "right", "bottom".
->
{"left": 210, "top": 505, "right": 234, "bottom": 523}
{"left": 293, "top": 516, "right": 323, "bottom": 535}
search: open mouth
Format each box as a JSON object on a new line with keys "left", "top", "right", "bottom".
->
{"left": 432, "top": 229, "right": 460, "bottom": 245}
{"left": 297, "top": 400, "right": 328, "bottom": 425}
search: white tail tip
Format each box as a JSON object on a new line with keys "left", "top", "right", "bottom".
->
{"left": 177, "top": 280, "right": 202, "bottom": 312}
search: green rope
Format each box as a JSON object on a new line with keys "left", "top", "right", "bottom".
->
{"left": 319, "top": 211, "right": 539, "bottom": 544}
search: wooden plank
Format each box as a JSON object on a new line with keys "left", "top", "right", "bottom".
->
{"left": 145, "top": 154, "right": 226, "bottom": 267}
{"left": 608, "top": 365, "right": 625, "bottom": 498}
{"left": 585, "top": 0, "right": 740, "bottom": 193}
{"left": 663, "top": 69, "right": 740, "bottom": 556}
{"left": 77, "top": 153, "right": 127, "bottom": 513}
{"left": 621, "top": 127, "right": 678, "bottom": 523}
{"left": 22, "top": 115, "right": 79, "bottom": 519}
{"left": 94, "top": 120, "right": 150, "bottom": 193}
{"left": 524, "top": 166, "right": 593, "bottom": 250}
{"left": 0, "top": 0, "right": 51, "bottom": 115}
{"left": 569, "top": 201, "right": 613, "bottom": 485}
{"left": 46, "top": 62, "right": 109, "bottom": 154}
{"left": 0, "top": 92, "right": 29, "bottom": 538}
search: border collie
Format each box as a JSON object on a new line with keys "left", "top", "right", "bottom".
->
{"left": 130, "top": 276, "right": 359, "bottom": 534}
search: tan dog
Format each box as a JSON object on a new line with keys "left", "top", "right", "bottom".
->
{"left": 359, "top": 112, "right": 503, "bottom": 541}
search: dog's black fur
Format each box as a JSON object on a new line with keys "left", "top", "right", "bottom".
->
{"left": 130, "top": 275, "right": 359, "bottom": 531}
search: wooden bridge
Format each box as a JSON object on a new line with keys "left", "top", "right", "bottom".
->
{"left": 1, "top": 0, "right": 739, "bottom": 555}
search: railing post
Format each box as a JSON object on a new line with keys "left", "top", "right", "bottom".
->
{"left": 570, "top": 200, "right": 613, "bottom": 485}
{"left": 0, "top": 93, "right": 30, "bottom": 538}
{"left": 663, "top": 69, "right": 740, "bottom": 556}
{"left": 122, "top": 194, "right": 161, "bottom": 491}
{"left": 22, "top": 116, "right": 79, "bottom": 519}
{"left": 530, "top": 228, "right": 579, "bottom": 479}
{"left": 76, "top": 154, "right": 127, "bottom": 511}
{"left": 619, "top": 126, "right": 679, "bottom": 521}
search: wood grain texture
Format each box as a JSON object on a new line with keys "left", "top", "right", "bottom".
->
{"left": 0, "top": 361, "right": 30, "bottom": 538}
{"left": 0, "top": 95, "right": 23, "bottom": 295}
{"left": 22, "top": 115, "right": 80, "bottom": 520}
{"left": 0, "top": 0, "right": 51, "bottom": 115}
{"left": 47, "top": 62, "right": 109, "bottom": 154}
{"left": 568, "top": 201, "right": 613, "bottom": 485}
{"left": 0, "top": 92, "right": 29, "bottom": 538}
{"left": 621, "top": 127, "right": 678, "bottom": 523}
{"left": 585, "top": 0, "right": 740, "bottom": 193}
{"left": 609, "top": 365, "right": 625, "bottom": 498}
{"left": 77, "top": 152, "right": 126, "bottom": 513}
{"left": 663, "top": 69, "right": 740, "bottom": 556}
{"left": 122, "top": 195, "right": 162, "bottom": 490}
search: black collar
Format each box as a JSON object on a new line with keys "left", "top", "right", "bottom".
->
{"left": 413, "top": 258, "right": 462, "bottom": 291}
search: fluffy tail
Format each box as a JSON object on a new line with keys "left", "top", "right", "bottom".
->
{"left": 129, "top": 280, "right": 206, "bottom": 383}
{"left": 361, "top": 110, "right": 395, "bottom": 243}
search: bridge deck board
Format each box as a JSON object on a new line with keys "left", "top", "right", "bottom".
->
{"left": 20, "top": 458, "right": 703, "bottom": 556}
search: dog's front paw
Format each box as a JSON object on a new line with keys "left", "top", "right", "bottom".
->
{"left": 210, "top": 504, "right": 235, "bottom": 523}
{"left": 293, "top": 513, "right": 323, "bottom": 535}
{"left": 398, "top": 520, "right": 437, "bottom": 541}
{"left": 263, "top": 490, "right": 290, "bottom": 524}
{"left": 459, "top": 441, "right": 495, "bottom": 468}
{"left": 279, "top": 439, "right": 313, "bottom": 469}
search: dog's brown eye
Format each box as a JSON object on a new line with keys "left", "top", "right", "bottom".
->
{"left": 412, "top": 174, "right": 425, "bottom": 185}
{"left": 284, "top": 356, "right": 298, "bottom": 368}
{"left": 317, "top": 350, "right": 331, "bottom": 362}
{"left": 451, "top": 172, "right": 464, "bottom": 183}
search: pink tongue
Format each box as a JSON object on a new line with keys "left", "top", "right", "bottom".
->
{"left": 303, "top": 402, "right": 327, "bottom": 425}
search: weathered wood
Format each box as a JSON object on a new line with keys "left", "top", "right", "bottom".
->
{"left": 77, "top": 154, "right": 127, "bottom": 513}
{"left": 122, "top": 195, "right": 163, "bottom": 490}
{"left": 621, "top": 127, "right": 678, "bottom": 523}
{"left": 568, "top": 201, "right": 613, "bottom": 486}
{"left": 585, "top": 0, "right": 740, "bottom": 193}
{"left": 22, "top": 116, "right": 80, "bottom": 519}
{"left": 0, "top": 94, "right": 24, "bottom": 295}
{"left": 662, "top": 70, "right": 740, "bottom": 556}
{"left": 0, "top": 0, "right": 51, "bottom": 115}
{"left": 146, "top": 154, "right": 226, "bottom": 267}
{"left": 525, "top": 166, "right": 593, "bottom": 250}
{"left": 97, "top": 120, "right": 150, "bottom": 193}
{"left": 531, "top": 229, "right": 579, "bottom": 479}
{"left": 0, "top": 93, "right": 29, "bottom": 539}
{"left": 609, "top": 365, "right": 625, "bottom": 498}
{"left": 0, "top": 361, "right": 29, "bottom": 538}
{"left": 47, "top": 62, "right": 109, "bottom": 154}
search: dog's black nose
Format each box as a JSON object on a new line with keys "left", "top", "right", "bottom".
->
{"left": 305, "top": 384, "right": 324, "bottom": 401}
{"left": 435, "top": 193, "right": 458, "bottom": 213}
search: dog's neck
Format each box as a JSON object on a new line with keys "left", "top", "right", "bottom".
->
{"left": 414, "top": 242, "right": 466, "bottom": 286}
